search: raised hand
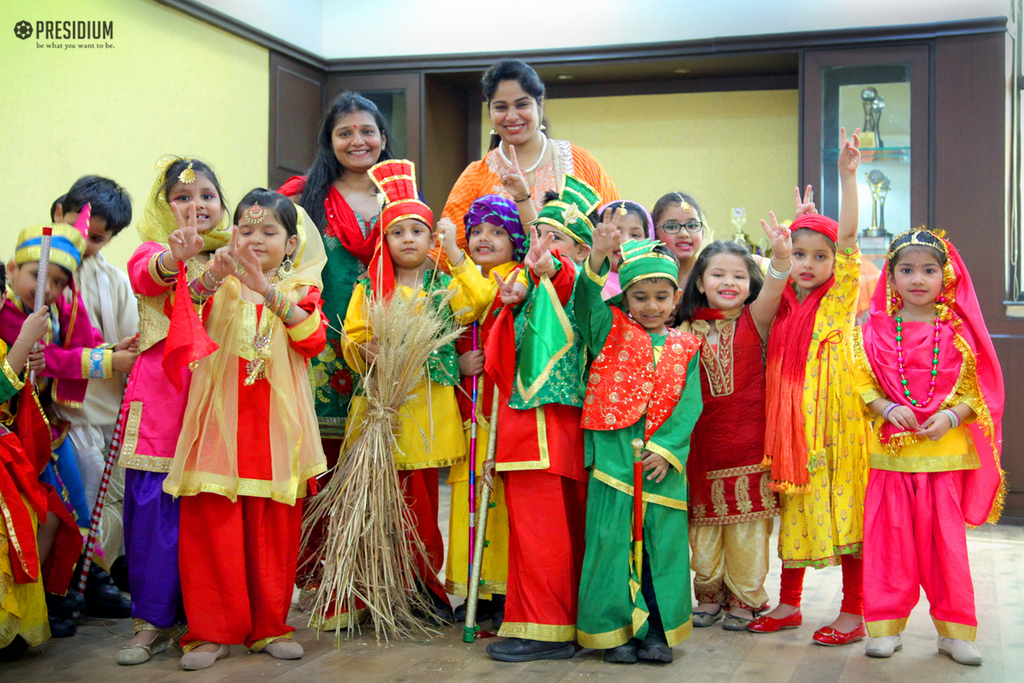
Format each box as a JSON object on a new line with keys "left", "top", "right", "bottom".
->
{"left": 794, "top": 185, "right": 817, "bottom": 219}
{"left": 838, "top": 126, "right": 862, "bottom": 178}
{"left": 494, "top": 267, "right": 525, "bottom": 306}
{"left": 760, "top": 211, "right": 792, "bottom": 260}
{"left": 234, "top": 243, "right": 270, "bottom": 295}
{"left": 436, "top": 216, "right": 462, "bottom": 262}
{"left": 208, "top": 226, "right": 242, "bottom": 282}
{"left": 498, "top": 144, "right": 531, "bottom": 201}
{"left": 168, "top": 202, "right": 205, "bottom": 262}
{"left": 592, "top": 207, "right": 623, "bottom": 257}
{"left": 524, "top": 225, "right": 555, "bottom": 276}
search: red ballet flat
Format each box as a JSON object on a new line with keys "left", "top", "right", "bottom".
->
{"left": 812, "top": 623, "right": 867, "bottom": 646}
{"left": 747, "top": 610, "right": 802, "bottom": 633}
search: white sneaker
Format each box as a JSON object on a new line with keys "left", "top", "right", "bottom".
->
{"left": 937, "top": 636, "right": 982, "bottom": 666}
{"left": 865, "top": 635, "right": 903, "bottom": 658}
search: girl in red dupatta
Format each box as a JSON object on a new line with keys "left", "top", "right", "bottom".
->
{"left": 749, "top": 129, "right": 869, "bottom": 646}
{"left": 853, "top": 229, "right": 1003, "bottom": 665}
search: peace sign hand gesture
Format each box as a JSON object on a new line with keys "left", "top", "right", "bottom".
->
{"left": 494, "top": 267, "right": 525, "bottom": 306}
{"left": 838, "top": 126, "right": 862, "bottom": 178}
{"left": 208, "top": 226, "right": 242, "bottom": 282}
{"left": 498, "top": 144, "right": 531, "bottom": 202}
{"left": 524, "top": 225, "right": 555, "bottom": 277}
{"left": 168, "top": 202, "right": 205, "bottom": 262}
{"left": 760, "top": 211, "right": 792, "bottom": 260}
{"left": 794, "top": 185, "right": 817, "bottom": 220}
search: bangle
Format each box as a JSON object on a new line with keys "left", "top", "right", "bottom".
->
{"left": 882, "top": 402, "right": 897, "bottom": 420}
{"left": 451, "top": 251, "right": 466, "bottom": 266}
{"left": 941, "top": 409, "right": 961, "bottom": 429}
{"left": 264, "top": 285, "right": 295, "bottom": 321}
{"left": 156, "top": 252, "right": 179, "bottom": 281}
{"left": 513, "top": 194, "right": 531, "bottom": 203}
{"left": 767, "top": 261, "right": 792, "bottom": 280}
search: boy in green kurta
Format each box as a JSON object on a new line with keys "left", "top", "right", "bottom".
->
{"left": 575, "top": 217, "right": 703, "bottom": 664}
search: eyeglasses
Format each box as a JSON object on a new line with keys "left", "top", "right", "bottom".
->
{"left": 658, "top": 221, "right": 702, "bottom": 235}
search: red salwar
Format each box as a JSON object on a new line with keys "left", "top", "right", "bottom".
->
{"left": 496, "top": 401, "right": 587, "bottom": 642}
{"left": 398, "top": 468, "right": 447, "bottom": 602}
{"left": 863, "top": 469, "right": 977, "bottom": 640}
{"left": 179, "top": 493, "right": 302, "bottom": 650}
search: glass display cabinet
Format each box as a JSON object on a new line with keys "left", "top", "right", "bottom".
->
{"left": 802, "top": 46, "right": 929, "bottom": 266}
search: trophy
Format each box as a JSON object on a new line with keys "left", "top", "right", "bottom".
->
{"left": 859, "top": 87, "right": 885, "bottom": 156}
{"left": 728, "top": 207, "right": 765, "bottom": 255}
{"left": 865, "top": 169, "right": 890, "bottom": 238}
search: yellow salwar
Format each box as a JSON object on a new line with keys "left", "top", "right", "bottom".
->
{"left": 778, "top": 250, "right": 869, "bottom": 568}
{"left": 445, "top": 410, "right": 509, "bottom": 597}
{"left": 0, "top": 500, "right": 49, "bottom": 649}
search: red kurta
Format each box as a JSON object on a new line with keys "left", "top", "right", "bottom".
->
{"left": 686, "top": 308, "right": 778, "bottom": 526}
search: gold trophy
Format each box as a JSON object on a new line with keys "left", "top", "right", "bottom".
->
{"left": 728, "top": 207, "right": 770, "bottom": 255}
{"left": 865, "top": 169, "right": 890, "bottom": 238}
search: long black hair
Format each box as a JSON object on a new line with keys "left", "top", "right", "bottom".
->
{"left": 482, "top": 59, "right": 547, "bottom": 152}
{"left": 301, "top": 91, "right": 393, "bottom": 233}
{"left": 675, "top": 241, "right": 763, "bottom": 325}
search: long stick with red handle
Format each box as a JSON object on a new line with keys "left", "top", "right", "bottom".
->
{"left": 632, "top": 438, "right": 645, "bottom": 580}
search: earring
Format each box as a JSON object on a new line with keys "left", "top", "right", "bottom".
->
{"left": 886, "top": 280, "right": 902, "bottom": 316}
{"left": 489, "top": 128, "right": 497, "bottom": 136}
{"left": 278, "top": 255, "right": 295, "bottom": 279}
{"left": 540, "top": 123, "right": 547, "bottom": 131}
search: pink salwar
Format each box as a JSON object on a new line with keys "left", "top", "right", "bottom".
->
{"left": 863, "top": 468, "right": 977, "bottom": 641}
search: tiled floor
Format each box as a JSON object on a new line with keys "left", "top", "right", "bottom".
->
{"left": 5, "top": 480, "right": 1022, "bottom": 682}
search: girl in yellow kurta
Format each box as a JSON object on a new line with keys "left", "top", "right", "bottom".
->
{"left": 750, "top": 128, "right": 869, "bottom": 646}
{"left": 341, "top": 160, "right": 490, "bottom": 616}
{"left": 442, "top": 195, "right": 529, "bottom": 626}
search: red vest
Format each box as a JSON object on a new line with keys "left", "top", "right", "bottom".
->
{"left": 582, "top": 308, "right": 701, "bottom": 440}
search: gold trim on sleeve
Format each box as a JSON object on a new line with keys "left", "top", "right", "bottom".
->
{"left": 286, "top": 308, "right": 322, "bottom": 342}
{"left": 646, "top": 440, "right": 683, "bottom": 474}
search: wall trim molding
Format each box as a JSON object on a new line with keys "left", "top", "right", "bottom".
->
{"left": 157, "top": 2, "right": 1007, "bottom": 74}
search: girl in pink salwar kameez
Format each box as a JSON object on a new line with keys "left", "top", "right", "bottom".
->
{"left": 853, "top": 228, "right": 1004, "bottom": 667}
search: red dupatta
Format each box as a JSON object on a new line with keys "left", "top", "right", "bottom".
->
{"left": 279, "top": 175, "right": 378, "bottom": 265}
{"left": 763, "top": 215, "right": 839, "bottom": 492}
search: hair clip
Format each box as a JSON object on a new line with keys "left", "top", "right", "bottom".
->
{"left": 178, "top": 161, "right": 196, "bottom": 185}
{"left": 243, "top": 202, "right": 268, "bottom": 224}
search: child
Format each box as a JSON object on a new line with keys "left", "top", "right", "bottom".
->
{"left": 484, "top": 174, "right": 599, "bottom": 663}
{"left": 115, "top": 156, "right": 231, "bottom": 665}
{"left": 164, "top": 189, "right": 328, "bottom": 670}
{"left": 342, "top": 159, "right": 490, "bottom": 620}
{"left": 855, "top": 229, "right": 1003, "bottom": 665}
{"left": 574, "top": 218, "right": 702, "bottom": 664}
{"left": 52, "top": 176, "right": 137, "bottom": 618}
{"left": 677, "top": 216, "right": 793, "bottom": 631}
{"left": 596, "top": 200, "right": 654, "bottom": 300}
{"left": 749, "top": 128, "right": 868, "bottom": 645}
{"left": 653, "top": 192, "right": 711, "bottom": 286}
{"left": 0, "top": 301, "right": 53, "bottom": 661}
{"left": 1, "top": 214, "right": 135, "bottom": 637}
{"left": 444, "top": 194, "right": 528, "bottom": 627}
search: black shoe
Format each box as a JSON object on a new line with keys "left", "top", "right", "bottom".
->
{"left": 110, "top": 555, "right": 130, "bottom": 593}
{"left": 486, "top": 637, "right": 575, "bottom": 662}
{"left": 454, "top": 597, "right": 498, "bottom": 623}
{"left": 84, "top": 582, "right": 131, "bottom": 619}
{"left": 0, "top": 635, "right": 30, "bottom": 662}
{"left": 46, "top": 590, "right": 85, "bottom": 620}
{"left": 48, "top": 615, "right": 78, "bottom": 638}
{"left": 84, "top": 564, "right": 131, "bottom": 619}
{"left": 637, "top": 633, "right": 673, "bottom": 663}
{"left": 604, "top": 640, "right": 640, "bottom": 664}
{"left": 490, "top": 605, "right": 505, "bottom": 630}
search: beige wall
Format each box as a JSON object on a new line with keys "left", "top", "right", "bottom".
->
{"left": 0, "top": 0, "right": 270, "bottom": 271}
{"left": 483, "top": 90, "right": 800, "bottom": 243}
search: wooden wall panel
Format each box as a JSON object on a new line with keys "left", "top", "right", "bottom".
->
{"left": 423, "top": 76, "right": 470, "bottom": 215}
{"left": 269, "top": 51, "right": 325, "bottom": 191}
{"left": 935, "top": 31, "right": 1024, "bottom": 518}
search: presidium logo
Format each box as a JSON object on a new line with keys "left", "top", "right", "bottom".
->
{"left": 13, "top": 19, "right": 115, "bottom": 49}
